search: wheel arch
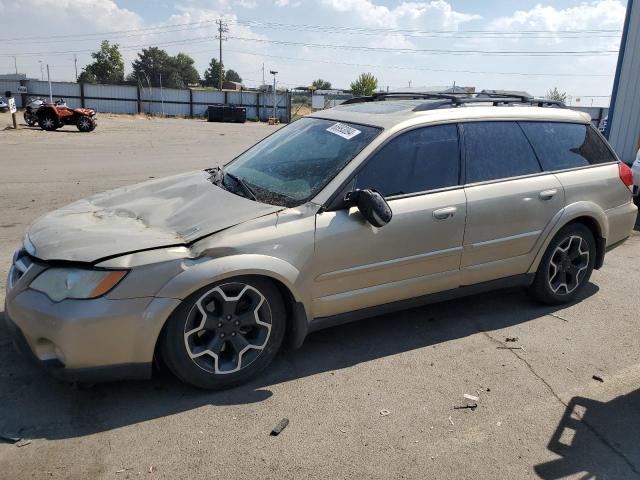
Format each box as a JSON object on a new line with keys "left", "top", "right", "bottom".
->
{"left": 151, "top": 254, "right": 311, "bottom": 366}
{"left": 529, "top": 202, "right": 608, "bottom": 273}
{"left": 36, "top": 105, "right": 58, "bottom": 119}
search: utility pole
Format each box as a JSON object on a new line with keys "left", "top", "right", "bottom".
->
{"left": 46, "top": 64, "right": 52, "bottom": 102}
{"left": 216, "top": 19, "right": 228, "bottom": 91}
{"left": 74, "top": 54, "right": 78, "bottom": 81}
{"left": 270, "top": 70, "right": 278, "bottom": 122}
{"left": 13, "top": 56, "right": 18, "bottom": 75}
{"left": 38, "top": 60, "right": 44, "bottom": 81}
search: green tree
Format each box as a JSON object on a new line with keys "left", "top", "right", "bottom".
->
{"left": 312, "top": 78, "right": 331, "bottom": 90}
{"left": 546, "top": 87, "right": 567, "bottom": 103}
{"left": 77, "top": 71, "right": 97, "bottom": 84}
{"left": 170, "top": 53, "right": 200, "bottom": 87}
{"left": 203, "top": 57, "right": 224, "bottom": 88}
{"left": 225, "top": 69, "right": 242, "bottom": 84}
{"left": 129, "top": 47, "right": 172, "bottom": 87}
{"left": 350, "top": 73, "right": 378, "bottom": 97}
{"left": 79, "top": 40, "right": 124, "bottom": 84}
{"left": 129, "top": 48, "right": 199, "bottom": 88}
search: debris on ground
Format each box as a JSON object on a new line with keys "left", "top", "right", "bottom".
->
{"left": 448, "top": 416, "right": 455, "bottom": 426}
{"left": 505, "top": 337, "right": 519, "bottom": 342}
{"left": 270, "top": 418, "right": 289, "bottom": 436}
{"left": 592, "top": 375, "right": 604, "bottom": 383}
{"left": 549, "top": 313, "right": 569, "bottom": 322}
{"left": 0, "top": 433, "right": 21, "bottom": 444}
{"left": 567, "top": 367, "right": 574, "bottom": 373}
{"left": 464, "top": 393, "right": 480, "bottom": 402}
{"left": 115, "top": 468, "right": 132, "bottom": 474}
{"left": 454, "top": 404, "right": 478, "bottom": 411}
{"left": 148, "top": 466, "right": 155, "bottom": 473}
{"left": 15, "top": 439, "right": 31, "bottom": 447}
{"left": 380, "top": 409, "right": 391, "bottom": 416}
{"left": 497, "top": 346, "right": 526, "bottom": 352}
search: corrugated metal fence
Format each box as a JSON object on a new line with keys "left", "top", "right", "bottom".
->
{"left": 1, "top": 80, "right": 291, "bottom": 122}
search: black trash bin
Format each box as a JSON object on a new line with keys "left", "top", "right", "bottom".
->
{"left": 207, "top": 104, "right": 247, "bottom": 123}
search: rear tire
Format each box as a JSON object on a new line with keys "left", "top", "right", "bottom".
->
{"left": 161, "top": 276, "right": 286, "bottom": 390}
{"left": 529, "top": 223, "right": 596, "bottom": 305}
{"left": 24, "top": 111, "right": 37, "bottom": 126}
{"left": 77, "top": 116, "right": 95, "bottom": 132}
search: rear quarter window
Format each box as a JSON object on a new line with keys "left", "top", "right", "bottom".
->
{"left": 463, "top": 121, "right": 542, "bottom": 183}
{"left": 519, "top": 122, "right": 617, "bottom": 171}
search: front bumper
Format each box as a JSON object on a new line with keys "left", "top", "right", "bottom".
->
{"left": 5, "top": 264, "right": 181, "bottom": 382}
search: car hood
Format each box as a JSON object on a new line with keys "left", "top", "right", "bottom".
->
{"left": 27, "top": 170, "right": 283, "bottom": 263}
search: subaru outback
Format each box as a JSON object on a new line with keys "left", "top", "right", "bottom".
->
{"left": 5, "top": 92, "right": 636, "bottom": 389}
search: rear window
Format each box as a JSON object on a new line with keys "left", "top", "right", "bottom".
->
{"left": 463, "top": 121, "right": 542, "bottom": 183}
{"left": 519, "top": 122, "right": 617, "bottom": 171}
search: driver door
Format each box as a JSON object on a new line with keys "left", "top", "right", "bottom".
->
{"left": 312, "top": 124, "right": 466, "bottom": 318}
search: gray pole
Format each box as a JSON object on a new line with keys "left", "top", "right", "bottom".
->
{"left": 270, "top": 70, "right": 277, "bottom": 122}
{"left": 159, "top": 72, "right": 165, "bottom": 116}
{"left": 74, "top": 55, "right": 78, "bottom": 81}
{"left": 47, "top": 64, "right": 52, "bottom": 102}
{"left": 13, "top": 56, "right": 18, "bottom": 75}
{"left": 39, "top": 60, "right": 44, "bottom": 81}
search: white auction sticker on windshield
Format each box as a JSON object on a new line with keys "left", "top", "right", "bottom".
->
{"left": 326, "top": 122, "right": 361, "bottom": 140}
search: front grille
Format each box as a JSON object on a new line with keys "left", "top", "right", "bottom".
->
{"left": 8, "top": 249, "right": 33, "bottom": 289}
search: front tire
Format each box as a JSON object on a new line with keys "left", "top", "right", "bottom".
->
{"left": 77, "top": 116, "right": 95, "bottom": 132}
{"left": 161, "top": 277, "right": 286, "bottom": 389}
{"left": 530, "top": 223, "right": 596, "bottom": 305}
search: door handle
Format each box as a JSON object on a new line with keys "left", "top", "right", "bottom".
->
{"left": 539, "top": 189, "right": 558, "bottom": 201}
{"left": 433, "top": 206, "right": 457, "bottom": 220}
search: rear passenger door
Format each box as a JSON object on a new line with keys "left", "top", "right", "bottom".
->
{"left": 461, "top": 121, "right": 565, "bottom": 285}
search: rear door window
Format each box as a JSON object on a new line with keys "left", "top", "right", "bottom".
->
{"left": 463, "top": 121, "right": 542, "bottom": 183}
{"left": 355, "top": 124, "right": 460, "bottom": 197}
{"left": 519, "top": 122, "right": 617, "bottom": 171}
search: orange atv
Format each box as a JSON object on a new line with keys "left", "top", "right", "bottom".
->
{"left": 37, "top": 100, "right": 97, "bottom": 132}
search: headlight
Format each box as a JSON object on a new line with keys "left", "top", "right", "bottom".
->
{"left": 30, "top": 268, "right": 127, "bottom": 302}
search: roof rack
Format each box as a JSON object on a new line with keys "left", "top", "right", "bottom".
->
{"left": 341, "top": 90, "right": 566, "bottom": 111}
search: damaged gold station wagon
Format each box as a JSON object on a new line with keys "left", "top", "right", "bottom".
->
{"left": 5, "top": 91, "right": 637, "bottom": 389}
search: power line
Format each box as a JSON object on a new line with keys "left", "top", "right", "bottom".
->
{"left": 225, "top": 36, "right": 618, "bottom": 56}
{"left": 222, "top": 48, "right": 615, "bottom": 78}
{"left": 1, "top": 32, "right": 619, "bottom": 58}
{"left": 0, "top": 17, "right": 622, "bottom": 43}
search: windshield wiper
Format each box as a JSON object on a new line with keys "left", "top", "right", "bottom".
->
{"left": 223, "top": 170, "right": 257, "bottom": 201}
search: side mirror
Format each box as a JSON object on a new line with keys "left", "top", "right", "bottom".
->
{"left": 345, "top": 189, "right": 392, "bottom": 228}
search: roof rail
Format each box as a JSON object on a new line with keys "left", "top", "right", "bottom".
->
{"left": 341, "top": 90, "right": 566, "bottom": 110}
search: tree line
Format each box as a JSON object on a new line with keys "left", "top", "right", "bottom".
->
{"left": 78, "top": 40, "right": 383, "bottom": 96}
{"left": 77, "top": 41, "right": 242, "bottom": 89}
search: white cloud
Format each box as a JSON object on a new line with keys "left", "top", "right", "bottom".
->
{"left": 490, "top": 0, "right": 625, "bottom": 32}
{"left": 321, "top": 0, "right": 480, "bottom": 28}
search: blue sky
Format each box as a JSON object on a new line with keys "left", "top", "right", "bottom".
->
{"left": 0, "top": 0, "right": 628, "bottom": 106}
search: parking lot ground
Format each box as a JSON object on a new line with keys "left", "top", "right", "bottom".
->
{"left": 1, "top": 113, "right": 640, "bottom": 479}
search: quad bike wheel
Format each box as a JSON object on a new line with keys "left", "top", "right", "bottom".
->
{"left": 23, "top": 111, "right": 37, "bottom": 127}
{"left": 39, "top": 113, "right": 59, "bottom": 131}
{"left": 77, "top": 116, "right": 96, "bottom": 132}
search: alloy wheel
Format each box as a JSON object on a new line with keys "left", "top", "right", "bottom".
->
{"left": 42, "top": 117, "right": 54, "bottom": 129}
{"left": 547, "top": 235, "right": 590, "bottom": 295}
{"left": 183, "top": 283, "right": 272, "bottom": 374}
{"left": 78, "top": 117, "right": 91, "bottom": 130}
